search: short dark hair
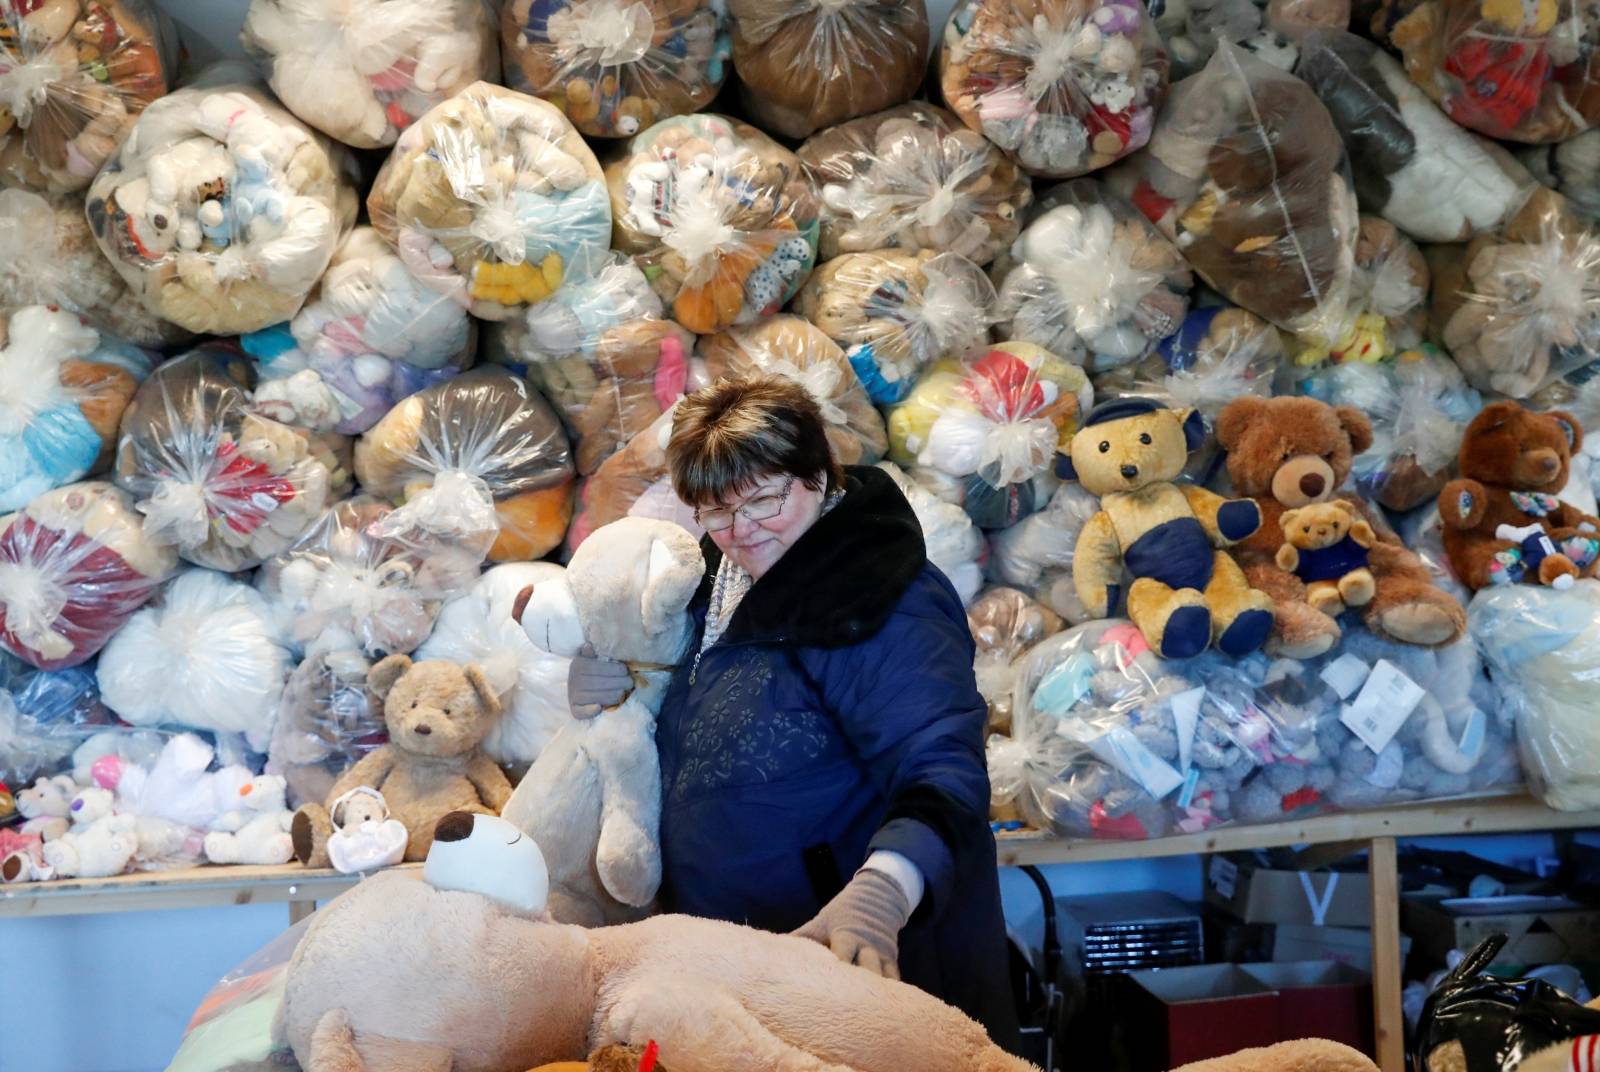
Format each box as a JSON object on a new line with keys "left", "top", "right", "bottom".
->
{"left": 667, "top": 376, "right": 843, "bottom": 507}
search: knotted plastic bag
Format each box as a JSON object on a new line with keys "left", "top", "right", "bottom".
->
{"left": 85, "top": 79, "right": 359, "bottom": 335}
{"left": 940, "top": 0, "right": 1169, "bottom": 179}
{"left": 243, "top": 226, "right": 478, "bottom": 435}
{"left": 566, "top": 403, "right": 702, "bottom": 553}
{"left": 1292, "top": 216, "right": 1429, "bottom": 367}
{"left": 0, "top": 0, "right": 176, "bottom": 193}
{"left": 0, "top": 304, "right": 154, "bottom": 513}
{"left": 355, "top": 368, "right": 576, "bottom": 563}
{"left": 797, "top": 102, "right": 1034, "bottom": 266}
{"left": 796, "top": 249, "right": 998, "bottom": 405}
{"left": 0, "top": 480, "right": 175, "bottom": 670}
{"left": 114, "top": 346, "right": 335, "bottom": 573}
{"left": 500, "top": 0, "right": 730, "bottom": 138}
{"left": 607, "top": 113, "right": 819, "bottom": 334}
{"left": 485, "top": 253, "right": 699, "bottom": 476}
{"left": 367, "top": 81, "right": 612, "bottom": 322}
{"left": 993, "top": 179, "right": 1193, "bottom": 373}
{"left": 242, "top": 0, "right": 499, "bottom": 149}
{"left": 967, "top": 584, "right": 1062, "bottom": 732}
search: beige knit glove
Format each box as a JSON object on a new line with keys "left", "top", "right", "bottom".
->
{"left": 792, "top": 868, "right": 912, "bottom": 980}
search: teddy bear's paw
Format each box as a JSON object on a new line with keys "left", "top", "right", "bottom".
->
{"left": 1538, "top": 553, "right": 1580, "bottom": 588}
{"left": 1216, "top": 608, "right": 1273, "bottom": 658}
{"left": 1376, "top": 602, "right": 1462, "bottom": 647}
{"left": 1159, "top": 605, "right": 1212, "bottom": 659}
{"left": 1306, "top": 586, "right": 1345, "bottom": 616}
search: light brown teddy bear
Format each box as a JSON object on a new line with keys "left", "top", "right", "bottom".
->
{"left": 1275, "top": 501, "right": 1378, "bottom": 615}
{"left": 290, "top": 653, "right": 513, "bottom": 868}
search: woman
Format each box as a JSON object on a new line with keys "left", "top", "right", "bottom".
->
{"left": 567, "top": 375, "right": 1020, "bottom": 1048}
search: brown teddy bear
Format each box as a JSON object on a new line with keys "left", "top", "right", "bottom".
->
{"left": 1274, "top": 500, "right": 1377, "bottom": 614}
{"left": 291, "top": 653, "right": 513, "bottom": 868}
{"left": 1437, "top": 400, "right": 1600, "bottom": 591}
{"left": 1216, "top": 395, "right": 1466, "bottom": 658}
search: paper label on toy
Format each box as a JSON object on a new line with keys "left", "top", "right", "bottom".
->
{"left": 1209, "top": 855, "right": 1238, "bottom": 899}
{"left": 1177, "top": 768, "right": 1199, "bottom": 810}
{"left": 249, "top": 492, "right": 281, "bottom": 513}
{"left": 1340, "top": 659, "right": 1425, "bottom": 753}
{"left": 1093, "top": 726, "right": 1185, "bottom": 799}
{"left": 1364, "top": 742, "right": 1404, "bottom": 789}
{"left": 1170, "top": 687, "right": 1205, "bottom": 773}
{"left": 1036, "top": 653, "right": 1095, "bottom": 716}
{"left": 1457, "top": 709, "right": 1487, "bottom": 763}
{"left": 1320, "top": 653, "right": 1371, "bottom": 700}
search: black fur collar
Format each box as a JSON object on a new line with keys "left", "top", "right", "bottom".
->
{"left": 694, "top": 466, "right": 928, "bottom": 650}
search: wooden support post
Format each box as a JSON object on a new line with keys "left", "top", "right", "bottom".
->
{"left": 288, "top": 899, "right": 316, "bottom": 926}
{"left": 1369, "top": 836, "right": 1404, "bottom": 1072}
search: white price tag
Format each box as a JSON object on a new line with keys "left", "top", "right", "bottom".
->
{"left": 1209, "top": 856, "right": 1238, "bottom": 899}
{"left": 1320, "top": 653, "right": 1371, "bottom": 700}
{"left": 1089, "top": 726, "right": 1185, "bottom": 799}
{"left": 1171, "top": 687, "right": 1205, "bottom": 773}
{"left": 1340, "top": 659, "right": 1426, "bottom": 753}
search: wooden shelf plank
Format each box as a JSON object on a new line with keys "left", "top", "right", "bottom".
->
{"left": 995, "top": 795, "right": 1600, "bottom": 867}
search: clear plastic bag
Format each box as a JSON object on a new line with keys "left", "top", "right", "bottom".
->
{"left": 0, "top": 0, "right": 176, "bottom": 194}
{"left": 796, "top": 250, "right": 999, "bottom": 405}
{"left": 566, "top": 403, "right": 702, "bottom": 553}
{"left": 416, "top": 561, "right": 572, "bottom": 771}
{"left": 993, "top": 179, "right": 1193, "bottom": 373}
{"left": 242, "top": 0, "right": 499, "bottom": 149}
{"left": 1153, "top": 0, "right": 1268, "bottom": 79}
{"left": 266, "top": 644, "right": 384, "bottom": 809}
{"left": 1390, "top": 0, "right": 1600, "bottom": 143}
{"left": 797, "top": 102, "right": 1034, "bottom": 266}
{"left": 878, "top": 461, "right": 986, "bottom": 605}
{"left": 729, "top": 0, "right": 928, "bottom": 138}
{"left": 1264, "top": 0, "right": 1349, "bottom": 38}
{"left": 485, "top": 254, "right": 699, "bottom": 476}
{"left": 366, "top": 81, "right": 612, "bottom": 322}
{"left": 354, "top": 367, "right": 576, "bottom": 564}
{"left": 1469, "top": 580, "right": 1600, "bottom": 811}
{"left": 114, "top": 346, "right": 335, "bottom": 573}
{"left": 1393, "top": 502, "right": 1472, "bottom": 606}
{"left": 698, "top": 314, "right": 889, "bottom": 465}
{"left": 607, "top": 113, "right": 820, "bottom": 335}
{"left": 256, "top": 496, "right": 477, "bottom": 659}
{"left": 1426, "top": 188, "right": 1600, "bottom": 399}
{"left": 1107, "top": 42, "right": 1359, "bottom": 344}
{"left": 242, "top": 226, "right": 478, "bottom": 435}
{"left": 166, "top": 915, "right": 308, "bottom": 1072}
{"left": 0, "top": 189, "right": 192, "bottom": 348}
{"left": 1520, "top": 130, "right": 1600, "bottom": 223}
{"left": 0, "top": 660, "right": 113, "bottom": 786}
{"left": 1292, "top": 216, "right": 1429, "bottom": 367}
{"left": 0, "top": 304, "right": 154, "bottom": 513}
{"left": 967, "top": 584, "right": 1062, "bottom": 732}
{"left": 0, "top": 480, "right": 176, "bottom": 670}
{"left": 500, "top": 0, "right": 731, "bottom": 138}
{"left": 97, "top": 568, "right": 290, "bottom": 753}
{"left": 886, "top": 342, "right": 1092, "bottom": 530}
{"left": 988, "top": 478, "right": 1101, "bottom": 626}
{"left": 1294, "top": 346, "right": 1483, "bottom": 513}
{"left": 84, "top": 79, "right": 359, "bottom": 335}
{"left": 1294, "top": 27, "right": 1539, "bottom": 244}
{"left": 939, "top": 0, "right": 1169, "bottom": 179}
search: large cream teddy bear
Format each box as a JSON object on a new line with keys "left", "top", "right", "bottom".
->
{"left": 502, "top": 517, "right": 703, "bottom": 925}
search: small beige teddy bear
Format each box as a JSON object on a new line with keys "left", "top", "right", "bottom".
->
{"left": 1275, "top": 500, "right": 1378, "bottom": 615}
{"left": 291, "top": 654, "right": 513, "bottom": 868}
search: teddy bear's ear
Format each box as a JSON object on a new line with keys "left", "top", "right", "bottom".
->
{"left": 1278, "top": 508, "right": 1298, "bottom": 532}
{"left": 1215, "top": 398, "right": 1267, "bottom": 451}
{"left": 1333, "top": 406, "right": 1374, "bottom": 454}
{"left": 368, "top": 654, "right": 413, "bottom": 700}
{"left": 511, "top": 585, "right": 535, "bottom": 624}
{"left": 1547, "top": 410, "right": 1584, "bottom": 452}
{"left": 463, "top": 665, "right": 502, "bottom": 719}
{"left": 1180, "top": 408, "right": 1206, "bottom": 452}
{"left": 641, "top": 535, "right": 700, "bottom": 636}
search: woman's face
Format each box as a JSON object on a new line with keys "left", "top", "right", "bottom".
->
{"left": 700, "top": 471, "right": 826, "bottom": 581}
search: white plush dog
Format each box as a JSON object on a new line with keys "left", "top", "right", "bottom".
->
{"left": 502, "top": 517, "right": 703, "bottom": 925}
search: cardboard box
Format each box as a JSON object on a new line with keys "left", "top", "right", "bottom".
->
{"left": 1206, "top": 853, "right": 1372, "bottom": 927}
{"left": 1405, "top": 896, "right": 1600, "bottom": 967}
{"left": 1272, "top": 924, "right": 1411, "bottom": 974}
{"left": 1122, "top": 965, "right": 1281, "bottom": 1072}
{"left": 1242, "top": 961, "right": 1374, "bottom": 1056}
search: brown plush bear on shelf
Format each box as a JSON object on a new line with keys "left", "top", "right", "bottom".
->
{"left": 291, "top": 654, "right": 512, "bottom": 867}
{"left": 1437, "top": 400, "right": 1600, "bottom": 591}
{"left": 1217, "top": 396, "right": 1465, "bottom": 658}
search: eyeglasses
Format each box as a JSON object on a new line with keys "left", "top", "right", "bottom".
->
{"left": 694, "top": 476, "right": 796, "bottom": 532}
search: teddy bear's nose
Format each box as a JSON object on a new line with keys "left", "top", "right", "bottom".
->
{"left": 1120, "top": 464, "right": 1139, "bottom": 479}
{"left": 414, "top": 723, "right": 432, "bottom": 736}
{"left": 1299, "top": 473, "right": 1325, "bottom": 497}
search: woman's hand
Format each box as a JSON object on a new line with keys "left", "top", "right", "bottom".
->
{"left": 569, "top": 643, "right": 634, "bottom": 719}
{"left": 792, "top": 869, "right": 911, "bottom": 980}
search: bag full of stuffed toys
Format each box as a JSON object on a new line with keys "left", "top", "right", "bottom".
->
{"left": 565, "top": 403, "right": 701, "bottom": 552}
{"left": 85, "top": 78, "right": 359, "bottom": 335}
{"left": 939, "top": 0, "right": 1169, "bottom": 179}
{"left": 606, "top": 113, "right": 820, "bottom": 334}
{"left": 241, "top": 0, "right": 500, "bottom": 149}
{"left": 500, "top": 0, "right": 730, "bottom": 139}
{"left": 0, "top": 0, "right": 177, "bottom": 194}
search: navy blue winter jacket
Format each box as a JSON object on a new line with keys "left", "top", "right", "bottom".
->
{"left": 656, "top": 466, "right": 1020, "bottom": 1049}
